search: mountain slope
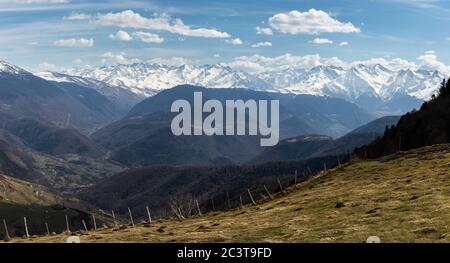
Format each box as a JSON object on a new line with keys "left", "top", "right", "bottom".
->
{"left": 0, "top": 174, "right": 108, "bottom": 239}
{"left": 356, "top": 79, "right": 450, "bottom": 158}
{"left": 17, "top": 144, "right": 450, "bottom": 243}
{"left": 0, "top": 111, "right": 123, "bottom": 192}
{"left": 251, "top": 135, "right": 333, "bottom": 163}
{"left": 2, "top": 117, "right": 103, "bottom": 157}
{"left": 310, "top": 115, "right": 401, "bottom": 158}
{"left": 36, "top": 71, "right": 143, "bottom": 113}
{"left": 79, "top": 155, "right": 342, "bottom": 219}
{"left": 0, "top": 60, "right": 124, "bottom": 133}
{"left": 252, "top": 115, "right": 400, "bottom": 163}
{"left": 92, "top": 85, "right": 373, "bottom": 166}
{"left": 0, "top": 137, "right": 124, "bottom": 193}
{"left": 0, "top": 123, "right": 123, "bottom": 192}
{"left": 0, "top": 174, "right": 59, "bottom": 205}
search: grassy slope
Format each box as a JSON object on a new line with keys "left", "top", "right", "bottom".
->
{"left": 0, "top": 174, "right": 58, "bottom": 205}
{"left": 9, "top": 144, "right": 450, "bottom": 243}
{"left": 0, "top": 174, "right": 107, "bottom": 239}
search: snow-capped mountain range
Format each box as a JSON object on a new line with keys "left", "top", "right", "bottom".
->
{"left": 63, "top": 64, "right": 271, "bottom": 97}
{"left": 35, "top": 71, "right": 143, "bottom": 112}
{"left": 2, "top": 58, "right": 445, "bottom": 115}
{"left": 60, "top": 62, "right": 444, "bottom": 102}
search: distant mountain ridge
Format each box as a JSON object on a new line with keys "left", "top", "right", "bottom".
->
{"left": 92, "top": 85, "right": 374, "bottom": 166}
{"left": 252, "top": 115, "right": 401, "bottom": 163}
{"left": 36, "top": 71, "right": 143, "bottom": 113}
{"left": 0, "top": 60, "right": 126, "bottom": 133}
{"left": 64, "top": 62, "right": 446, "bottom": 114}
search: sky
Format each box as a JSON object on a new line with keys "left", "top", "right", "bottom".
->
{"left": 1, "top": 0, "right": 450, "bottom": 73}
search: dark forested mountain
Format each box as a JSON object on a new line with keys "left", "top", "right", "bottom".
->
{"left": 251, "top": 135, "right": 333, "bottom": 163}
{"left": 1, "top": 116, "right": 102, "bottom": 157}
{"left": 0, "top": 61, "right": 125, "bottom": 133}
{"left": 0, "top": 112, "right": 123, "bottom": 192}
{"left": 93, "top": 85, "right": 374, "bottom": 166}
{"left": 311, "top": 115, "right": 401, "bottom": 158}
{"left": 252, "top": 116, "right": 401, "bottom": 163}
{"left": 80, "top": 155, "right": 344, "bottom": 218}
{"left": 0, "top": 134, "right": 123, "bottom": 192}
{"left": 355, "top": 79, "right": 450, "bottom": 158}
{"left": 126, "top": 85, "right": 373, "bottom": 138}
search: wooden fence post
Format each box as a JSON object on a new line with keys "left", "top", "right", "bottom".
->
{"left": 146, "top": 206, "right": 152, "bottom": 223}
{"left": 247, "top": 189, "right": 256, "bottom": 205}
{"left": 294, "top": 170, "right": 298, "bottom": 186}
{"left": 263, "top": 185, "right": 273, "bottom": 200}
{"left": 3, "top": 219, "right": 10, "bottom": 240}
{"left": 92, "top": 214, "right": 97, "bottom": 231}
{"left": 65, "top": 215, "right": 70, "bottom": 234}
{"left": 128, "top": 208, "right": 135, "bottom": 227}
{"left": 211, "top": 198, "right": 215, "bottom": 211}
{"left": 226, "top": 192, "right": 231, "bottom": 210}
{"left": 277, "top": 178, "right": 284, "bottom": 193}
{"left": 24, "top": 217, "right": 30, "bottom": 238}
{"left": 82, "top": 220, "right": 88, "bottom": 232}
{"left": 195, "top": 200, "right": 202, "bottom": 216}
{"left": 45, "top": 222, "right": 50, "bottom": 236}
{"left": 112, "top": 210, "right": 117, "bottom": 227}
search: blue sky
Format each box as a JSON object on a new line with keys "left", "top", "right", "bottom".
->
{"left": 1, "top": 0, "right": 450, "bottom": 72}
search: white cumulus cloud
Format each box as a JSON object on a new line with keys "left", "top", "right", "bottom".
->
{"left": 255, "top": 26, "right": 273, "bottom": 35}
{"left": 225, "top": 38, "right": 243, "bottom": 45}
{"left": 350, "top": 57, "right": 418, "bottom": 71}
{"left": 251, "top": 41, "right": 272, "bottom": 48}
{"left": 227, "top": 53, "right": 322, "bottom": 73}
{"left": 339, "top": 41, "right": 349, "bottom": 46}
{"left": 226, "top": 53, "right": 433, "bottom": 74}
{"left": 53, "top": 38, "right": 93, "bottom": 47}
{"left": 109, "top": 30, "right": 133, "bottom": 41}
{"left": 147, "top": 57, "right": 191, "bottom": 66}
{"left": 63, "top": 12, "right": 91, "bottom": 20}
{"left": 311, "top": 38, "right": 333, "bottom": 44}
{"left": 96, "top": 10, "right": 230, "bottom": 38}
{"left": 101, "top": 52, "right": 141, "bottom": 65}
{"left": 37, "top": 62, "right": 58, "bottom": 71}
{"left": 132, "top": 31, "right": 164, "bottom": 43}
{"left": 72, "top": 58, "right": 82, "bottom": 64}
{"left": 417, "top": 51, "right": 450, "bottom": 74}
{"left": 268, "top": 9, "right": 360, "bottom": 35}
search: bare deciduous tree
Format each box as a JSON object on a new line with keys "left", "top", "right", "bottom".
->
{"left": 168, "top": 194, "right": 196, "bottom": 219}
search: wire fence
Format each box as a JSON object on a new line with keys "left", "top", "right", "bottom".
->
{"left": 1, "top": 159, "right": 344, "bottom": 241}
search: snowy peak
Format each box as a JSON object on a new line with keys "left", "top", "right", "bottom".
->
{"left": 66, "top": 62, "right": 445, "bottom": 109}
{"left": 0, "top": 60, "right": 28, "bottom": 75}
{"left": 68, "top": 63, "right": 270, "bottom": 96}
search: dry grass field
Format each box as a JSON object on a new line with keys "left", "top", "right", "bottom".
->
{"left": 7, "top": 144, "right": 450, "bottom": 243}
